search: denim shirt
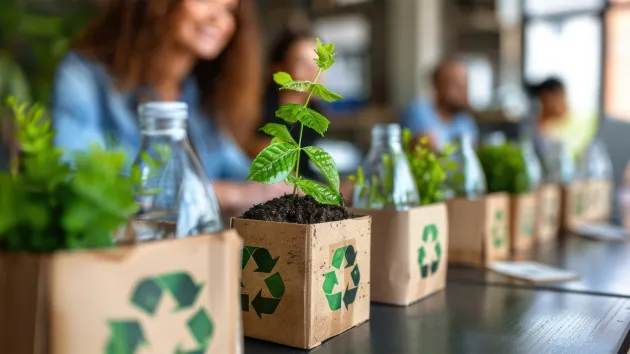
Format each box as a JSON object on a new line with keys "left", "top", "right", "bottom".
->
{"left": 51, "top": 52, "right": 251, "bottom": 180}
{"left": 400, "top": 97, "right": 479, "bottom": 148}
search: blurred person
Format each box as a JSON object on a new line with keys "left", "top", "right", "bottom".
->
{"left": 51, "top": 0, "right": 292, "bottom": 214}
{"left": 528, "top": 78, "right": 568, "bottom": 143}
{"left": 400, "top": 59, "right": 478, "bottom": 150}
{"left": 249, "top": 30, "right": 320, "bottom": 179}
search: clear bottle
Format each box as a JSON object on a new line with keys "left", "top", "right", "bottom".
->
{"left": 131, "top": 102, "right": 223, "bottom": 241}
{"left": 519, "top": 133, "right": 544, "bottom": 191}
{"left": 445, "top": 133, "right": 487, "bottom": 199}
{"left": 353, "top": 124, "right": 419, "bottom": 210}
{"left": 577, "top": 136, "right": 613, "bottom": 181}
{"left": 535, "top": 137, "right": 575, "bottom": 185}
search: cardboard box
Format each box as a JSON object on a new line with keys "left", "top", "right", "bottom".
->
{"left": 561, "top": 181, "right": 588, "bottom": 232}
{"left": 509, "top": 193, "right": 537, "bottom": 253}
{"left": 447, "top": 193, "right": 511, "bottom": 267}
{"left": 231, "top": 216, "right": 371, "bottom": 349}
{"left": 350, "top": 203, "right": 448, "bottom": 307}
{"left": 584, "top": 179, "right": 613, "bottom": 222}
{"left": 537, "top": 183, "right": 562, "bottom": 244}
{"left": 0, "top": 229, "right": 243, "bottom": 354}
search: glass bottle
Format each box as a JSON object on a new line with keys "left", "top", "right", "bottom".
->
{"left": 535, "top": 137, "right": 575, "bottom": 185}
{"left": 445, "top": 133, "right": 487, "bottom": 199}
{"left": 353, "top": 124, "right": 419, "bottom": 210}
{"left": 131, "top": 102, "right": 223, "bottom": 241}
{"left": 519, "top": 133, "right": 543, "bottom": 191}
{"left": 577, "top": 136, "right": 613, "bottom": 181}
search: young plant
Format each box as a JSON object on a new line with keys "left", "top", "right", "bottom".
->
{"left": 402, "top": 129, "right": 457, "bottom": 206}
{"left": 477, "top": 143, "right": 530, "bottom": 195}
{"left": 0, "top": 97, "right": 158, "bottom": 252}
{"left": 247, "top": 39, "right": 343, "bottom": 206}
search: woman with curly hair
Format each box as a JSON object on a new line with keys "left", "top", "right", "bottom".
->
{"left": 52, "top": 0, "right": 292, "bottom": 213}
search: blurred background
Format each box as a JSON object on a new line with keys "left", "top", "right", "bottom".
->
{"left": 2, "top": 0, "right": 630, "bottom": 217}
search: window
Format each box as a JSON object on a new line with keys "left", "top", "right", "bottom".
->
{"left": 605, "top": 7, "right": 630, "bottom": 120}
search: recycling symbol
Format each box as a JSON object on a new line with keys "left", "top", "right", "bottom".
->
{"left": 322, "top": 245, "right": 360, "bottom": 311}
{"left": 241, "top": 246, "right": 285, "bottom": 318}
{"left": 521, "top": 208, "right": 535, "bottom": 237}
{"left": 106, "top": 272, "right": 212, "bottom": 354}
{"left": 418, "top": 224, "right": 441, "bottom": 279}
{"left": 492, "top": 210, "right": 505, "bottom": 249}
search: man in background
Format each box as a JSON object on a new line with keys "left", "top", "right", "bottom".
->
{"left": 400, "top": 59, "right": 478, "bottom": 149}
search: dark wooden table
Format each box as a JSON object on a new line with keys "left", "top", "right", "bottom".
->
{"left": 246, "top": 236, "right": 630, "bottom": 354}
{"left": 449, "top": 236, "right": 630, "bottom": 298}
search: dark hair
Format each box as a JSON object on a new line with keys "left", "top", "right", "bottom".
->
{"left": 526, "top": 77, "right": 565, "bottom": 98}
{"left": 269, "top": 29, "right": 315, "bottom": 65}
{"left": 431, "top": 58, "right": 464, "bottom": 84}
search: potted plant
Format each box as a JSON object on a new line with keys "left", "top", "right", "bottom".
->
{"left": 444, "top": 133, "right": 511, "bottom": 267}
{"left": 0, "top": 98, "right": 243, "bottom": 354}
{"left": 348, "top": 128, "right": 451, "bottom": 306}
{"left": 230, "top": 40, "right": 371, "bottom": 350}
{"left": 478, "top": 138, "right": 539, "bottom": 256}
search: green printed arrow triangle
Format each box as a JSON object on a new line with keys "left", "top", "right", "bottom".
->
{"left": 251, "top": 248, "right": 279, "bottom": 273}
{"left": 344, "top": 245, "right": 357, "bottom": 268}
{"left": 322, "top": 271, "right": 338, "bottom": 294}
{"left": 131, "top": 279, "right": 163, "bottom": 316}
{"left": 331, "top": 246, "right": 347, "bottom": 269}
{"left": 251, "top": 290, "right": 282, "bottom": 318}
{"left": 105, "top": 320, "right": 147, "bottom": 354}
{"left": 156, "top": 272, "right": 204, "bottom": 311}
{"left": 342, "top": 285, "right": 358, "bottom": 309}
{"left": 350, "top": 265, "right": 360, "bottom": 287}
{"left": 264, "top": 272, "right": 285, "bottom": 298}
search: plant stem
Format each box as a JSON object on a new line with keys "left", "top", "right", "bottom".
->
{"left": 292, "top": 68, "right": 323, "bottom": 197}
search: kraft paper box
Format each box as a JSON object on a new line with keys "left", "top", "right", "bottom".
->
{"left": 561, "top": 181, "right": 588, "bottom": 231}
{"left": 584, "top": 179, "right": 613, "bottom": 222}
{"left": 231, "top": 216, "right": 371, "bottom": 349}
{"left": 0, "top": 229, "right": 243, "bottom": 354}
{"left": 350, "top": 203, "right": 448, "bottom": 307}
{"left": 537, "top": 183, "right": 562, "bottom": 244}
{"left": 446, "top": 193, "right": 510, "bottom": 267}
{"left": 509, "top": 193, "right": 537, "bottom": 254}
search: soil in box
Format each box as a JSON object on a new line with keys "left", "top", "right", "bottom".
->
{"left": 234, "top": 196, "right": 370, "bottom": 349}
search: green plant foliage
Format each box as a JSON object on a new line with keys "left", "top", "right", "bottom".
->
{"left": 0, "top": 97, "right": 146, "bottom": 252}
{"left": 247, "top": 39, "right": 343, "bottom": 206}
{"left": 402, "top": 129, "right": 457, "bottom": 206}
{"left": 477, "top": 143, "right": 530, "bottom": 195}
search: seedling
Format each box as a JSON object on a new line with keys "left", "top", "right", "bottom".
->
{"left": 0, "top": 97, "right": 167, "bottom": 252}
{"left": 247, "top": 39, "right": 343, "bottom": 206}
{"left": 477, "top": 143, "right": 530, "bottom": 195}
{"left": 402, "top": 129, "right": 457, "bottom": 206}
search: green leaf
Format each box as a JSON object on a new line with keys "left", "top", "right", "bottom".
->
{"left": 260, "top": 123, "right": 297, "bottom": 145}
{"left": 311, "top": 84, "right": 343, "bottom": 102}
{"left": 303, "top": 146, "right": 340, "bottom": 191}
{"left": 314, "top": 38, "right": 337, "bottom": 71}
{"left": 247, "top": 143, "right": 299, "bottom": 184}
{"left": 273, "top": 72, "right": 293, "bottom": 85}
{"left": 275, "top": 103, "right": 301, "bottom": 123}
{"left": 281, "top": 80, "right": 312, "bottom": 92}
{"left": 295, "top": 107, "right": 329, "bottom": 136}
{"left": 295, "top": 178, "right": 343, "bottom": 206}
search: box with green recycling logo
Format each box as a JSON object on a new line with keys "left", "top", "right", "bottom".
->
{"left": 0, "top": 228, "right": 243, "bottom": 354}
{"left": 509, "top": 192, "right": 538, "bottom": 254}
{"left": 583, "top": 179, "right": 613, "bottom": 223}
{"left": 537, "top": 183, "right": 561, "bottom": 244}
{"left": 231, "top": 216, "right": 371, "bottom": 349}
{"left": 561, "top": 181, "right": 588, "bottom": 232}
{"left": 447, "top": 193, "right": 511, "bottom": 267}
{"left": 351, "top": 203, "right": 449, "bottom": 306}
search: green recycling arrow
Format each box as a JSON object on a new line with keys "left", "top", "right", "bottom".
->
{"left": 521, "top": 208, "right": 534, "bottom": 237}
{"left": 241, "top": 246, "right": 285, "bottom": 318}
{"left": 323, "top": 244, "right": 360, "bottom": 311}
{"left": 106, "top": 272, "right": 213, "bottom": 354}
{"left": 493, "top": 210, "right": 504, "bottom": 249}
{"left": 105, "top": 321, "right": 147, "bottom": 354}
{"left": 131, "top": 272, "right": 203, "bottom": 315}
{"left": 419, "top": 224, "right": 440, "bottom": 279}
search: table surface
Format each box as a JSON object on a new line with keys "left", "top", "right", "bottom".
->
{"left": 449, "top": 235, "right": 630, "bottom": 298}
{"left": 245, "top": 283, "right": 630, "bottom": 354}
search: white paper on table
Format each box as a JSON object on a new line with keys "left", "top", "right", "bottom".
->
{"left": 487, "top": 261, "right": 580, "bottom": 284}
{"left": 577, "top": 223, "right": 629, "bottom": 242}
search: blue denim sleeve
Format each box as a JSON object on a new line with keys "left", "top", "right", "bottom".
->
{"left": 51, "top": 55, "right": 105, "bottom": 152}
{"left": 399, "top": 98, "right": 433, "bottom": 134}
{"left": 218, "top": 133, "right": 251, "bottom": 180}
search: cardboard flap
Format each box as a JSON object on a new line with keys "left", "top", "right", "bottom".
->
{"left": 49, "top": 230, "right": 243, "bottom": 354}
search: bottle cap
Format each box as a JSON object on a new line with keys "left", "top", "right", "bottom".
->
{"left": 138, "top": 102, "right": 188, "bottom": 120}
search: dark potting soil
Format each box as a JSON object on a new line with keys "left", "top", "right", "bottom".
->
{"left": 240, "top": 195, "right": 352, "bottom": 224}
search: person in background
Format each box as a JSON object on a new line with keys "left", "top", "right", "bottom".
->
{"left": 52, "top": 0, "right": 292, "bottom": 214}
{"left": 248, "top": 30, "right": 320, "bottom": 179}
{"left": 400, "top": 59, "right": 478, "bottom": 149}
{"left": 528, "top": 78, "right": 568, "bottom": 144}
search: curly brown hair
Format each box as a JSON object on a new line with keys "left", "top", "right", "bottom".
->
{"left": 73, "top": 0, "right": 262, "bottom": 146}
